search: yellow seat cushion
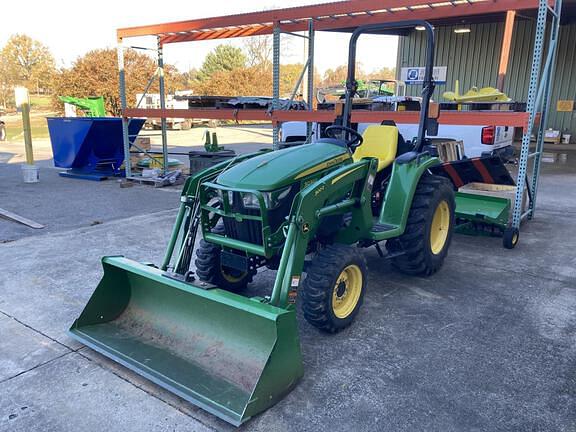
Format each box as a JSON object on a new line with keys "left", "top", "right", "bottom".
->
{"left": 352, "top": 125, "right": 399, "bottom": 171}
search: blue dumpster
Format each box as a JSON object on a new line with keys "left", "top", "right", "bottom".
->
{"left": 47, "top": 117, "right": 145, "bottom": 180}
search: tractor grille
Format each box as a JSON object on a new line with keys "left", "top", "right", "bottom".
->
{"left": 221, "top": 190, "right": 296, "bottom": 247}
{"left": 223, "top": 217, "right": 263, "bottom": 245}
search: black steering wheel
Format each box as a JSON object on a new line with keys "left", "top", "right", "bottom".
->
{"left": 325, "top": 125, "right": 363, "bottom": 150}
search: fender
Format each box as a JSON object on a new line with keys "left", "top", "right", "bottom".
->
{"left": 378, "top": 155, "right": 441, "bottom": 233}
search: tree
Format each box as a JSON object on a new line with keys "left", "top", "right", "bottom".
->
{"left": 366, "top": 67, "right": 396, "bottom": 81}
{"left": 1, "top": 34, "right": 55, "bottom": 90}
{"left": 243, "top": 36, "right": 272, "bottom": 71}
{"left": 197, "top": 45, "right": 246, "bottom": 81}
{"left": 0, "top": 34, "right": 56, "bottom": 106}
{"left": 320, "top": 65, "right": 352, "bottom": 87}
{"left": 194, "top": 66, "right": 270, "bottom": 96}
{"left": 51, "top": 48, "right": 185, "bottom": 116}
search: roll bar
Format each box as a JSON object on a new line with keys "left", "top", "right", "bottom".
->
{"left": 342, "top": 20, "right": 436, "bottom": 152}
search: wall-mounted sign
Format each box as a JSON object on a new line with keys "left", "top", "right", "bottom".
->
{"left": 557, "top": 100, "right": 574, "bottom": 112}
{"left": 400, "top": 66, "right": 447, "bottom": 85}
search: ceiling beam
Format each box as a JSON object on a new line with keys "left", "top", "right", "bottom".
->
{"left": 118, "top": 0, "right": 546, "bottom": 41}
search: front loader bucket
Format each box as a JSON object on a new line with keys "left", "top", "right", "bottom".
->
{"left": 70, "top": 257, "right": 303, "bottom": 426}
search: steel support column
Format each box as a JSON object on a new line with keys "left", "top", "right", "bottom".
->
{"left": 512, "top": 0, "right": 548, "bottom": 228}
{"left": 530, "top": 0, "right": 562, "bottom": 217}
{"left": 306, "top": 20, "right": 315, "bottom": 142}
{"left": 117, "top": 41, "right": 132, "bottom": 178}
{"left": 158, "top": 37, "right": 169, "bottom": 174}
{"left": 272, "top": 23, "right": 281, "bottom": 150}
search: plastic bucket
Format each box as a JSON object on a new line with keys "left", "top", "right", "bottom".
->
{"left": 70, "top": 257, "right": 303, "bottom": 426}
{"left": 21, "top": 164, "right": 39, "bottom": 183}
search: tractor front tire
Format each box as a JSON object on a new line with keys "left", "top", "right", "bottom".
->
{"left": 195, "top": 223, "right": 254, "bottom": 292}
{"left": 301, "top": 244, "right": 367, "bottom": 333}
{"left": 386, "top": 174, "right": 455, "bottom": 276}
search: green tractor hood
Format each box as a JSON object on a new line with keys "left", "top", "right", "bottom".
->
{"left": 217, "top": 142, "right": 351, "bottom": 191}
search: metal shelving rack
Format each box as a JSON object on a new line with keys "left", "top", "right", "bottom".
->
{"left": 116, "top": 0, "right": 561, "bottom": 234}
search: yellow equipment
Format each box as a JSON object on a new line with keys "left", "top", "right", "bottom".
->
{"left": 443, "top": 80, "right": 510, "bottom": 103}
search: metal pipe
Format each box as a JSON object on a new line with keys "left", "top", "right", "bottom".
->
{"left": 161, "top": 202, "right": 188, "bottom": 270}
{"left": 136, "top": 67, "right": 159, "bottom": 108}
{"left": 157, "top": 37, "right": 169, "bottom": 175}
{"left": 343, "top": 20, "right": 435, "bottom": 152}
{"left": 306, "top": 20, "right": 315, "bottom": 142}
{"left": 117, "top": 41, "right": 132, "bottom": 178}
{"left": 269, "top": 222, "right": 297, "bottom": 306}
{"left": 272, "top": 23, "right": 281, "bottom": 150}
{"left": 288, "top": 58, "right": 310, "bottom": 104}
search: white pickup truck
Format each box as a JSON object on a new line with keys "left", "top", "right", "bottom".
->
{"left": 281, "top": 88, "right": 515, "bottom": 159}
{"left": 281, "top": 117, "right": 514, "bottom": 159}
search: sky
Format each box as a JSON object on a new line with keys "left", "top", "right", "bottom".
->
{"left": 1, "top": 0, "right": 398, "bottom": 76}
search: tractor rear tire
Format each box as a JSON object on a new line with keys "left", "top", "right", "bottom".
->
{"left": 386, "top": 174, "right": 455, "bottom": 276}
{"left": 301, "top": 244, "right": 367, "bottom": 333}
{"left": 195, "top": 223, "right": 254, "bottom": 292}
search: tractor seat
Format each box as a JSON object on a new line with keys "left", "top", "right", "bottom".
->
{"left": 353, "top": 125, "right": 399, "bottom": 171}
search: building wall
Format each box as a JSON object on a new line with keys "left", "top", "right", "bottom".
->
{"left": 397, "top": 19, "right": 576, "bottom": 137}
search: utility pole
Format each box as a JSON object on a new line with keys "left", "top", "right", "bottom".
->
{"left": 15, "top": 86, "right": 38, "bottom": 183}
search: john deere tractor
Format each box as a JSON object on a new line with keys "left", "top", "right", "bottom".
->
{"left": 70, "top": 21, "right": 454, "bottom": 426}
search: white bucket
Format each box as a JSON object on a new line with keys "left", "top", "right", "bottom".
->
{"left": 562, "top": 134, "right": 571, "bottom": 144}
{"left": 21, "top": 164, "right": 39, "bottom": 183}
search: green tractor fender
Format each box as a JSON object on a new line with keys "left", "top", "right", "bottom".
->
{"left": 377, "top": 156, "right": 442, "bottom": 235}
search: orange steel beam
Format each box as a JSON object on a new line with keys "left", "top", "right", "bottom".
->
{"left": 279, "top": 0, "right": 530, "bottom": 34}
{"left": 275, "top": 110, "right": 531, "bottom": 129}
{"left": 118, "top": 0, "right": 545, "bottom": 41}
{"left": 118, "top": 0, "right": 444, "bottom": 38}
{"left": 124, "top": 108, "right": 272, "bottom": 122}
{"left": 497, "top": 10, "right": 516, "bottom": 91}
{"left": 124, "top": 108, "right": 531, "bottom": 129}
{"left": 158, "top": 0, "right": 543, "bottom": 44}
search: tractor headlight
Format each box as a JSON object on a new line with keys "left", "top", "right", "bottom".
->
{"left": 268, "top": 186, "right": 292, "bottom": 209}
{"left": 215, "top": 189, "right": 234, "bottom": 206}
{"left": 241, "top": 186, "right": 292, "bottom": 210}
{"left": 241, "top": 192, "right": 260, "bottom": 209}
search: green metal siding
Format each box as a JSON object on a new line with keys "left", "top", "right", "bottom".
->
{"left": 397, "top": 20, "right": 576, "bottom": 138}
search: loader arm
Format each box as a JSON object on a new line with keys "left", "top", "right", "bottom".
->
{"left": 269, "top": 158, "right": 378, "bottom": 308}
{"left": 161, "top": 150, "right": 270, "bottom": 271}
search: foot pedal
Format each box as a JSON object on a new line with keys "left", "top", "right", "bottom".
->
{"left": 372, "top": 223, "right": 395, "bottom": 233}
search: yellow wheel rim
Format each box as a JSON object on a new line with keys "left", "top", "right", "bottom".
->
{"left": 221, "top": 265, "right": 246, "bottom": 283}
{"left": 430, "top": 200, "right": 450, "bottom": 255}
{"left": 332, "top": 264, "right": 363, "bottom": 319}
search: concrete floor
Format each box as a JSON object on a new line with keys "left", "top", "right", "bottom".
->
{"left": 0, "top": 142, "right": 575, "bottom": 431}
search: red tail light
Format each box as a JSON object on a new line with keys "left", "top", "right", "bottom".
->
{"left": 481, "top": 126, "right": 495, "bottom": 145}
